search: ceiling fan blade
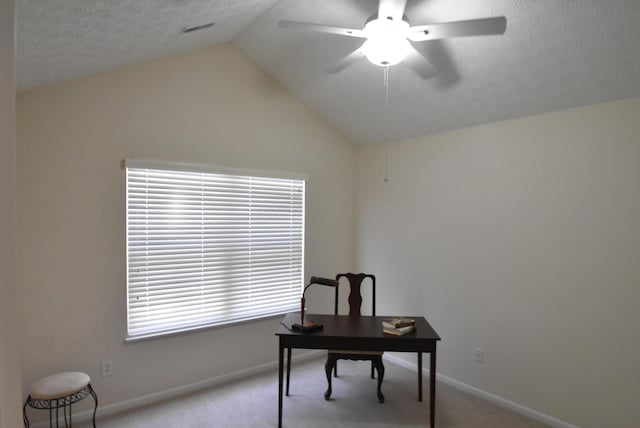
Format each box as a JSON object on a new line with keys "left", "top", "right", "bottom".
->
{"left": 378, "top": 0, "right": 408, "bottom": 21}
{"left": 325, "top": 48, "right": 366, "bottom": 73}
{"left": 403, "top": 44, "right": 439, "bottom": 80}
{"left": 278, "top": 20, "right": 365, "bottom": 38}
{"left": 407, "top": 16, "right": 507, "bottom": 41}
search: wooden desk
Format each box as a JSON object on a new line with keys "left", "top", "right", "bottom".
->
{"left": 276, "top": 313, "right": 441, "bottom": 427}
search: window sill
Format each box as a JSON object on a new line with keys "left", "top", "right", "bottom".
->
{"left": 124, "top": 311, "right": 293, "bottom": 344}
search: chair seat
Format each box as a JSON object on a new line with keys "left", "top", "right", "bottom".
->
{"left": 29, "top": 372, "right": 90, "bottom": 400}
{"left": 328, "top": 350, "right": 382, "bottom": 356}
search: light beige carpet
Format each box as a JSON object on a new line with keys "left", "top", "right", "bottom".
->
{"left": 87, "top": 356, "right": 550, "bottom": 427}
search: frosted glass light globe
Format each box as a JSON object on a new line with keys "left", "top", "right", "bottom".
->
{"left": 362, "top": 18, "right": 410, "bottom": 67}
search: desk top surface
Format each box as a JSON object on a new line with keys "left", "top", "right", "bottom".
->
{"left": 276, "top": 313, "right": 441, "bottom": 341}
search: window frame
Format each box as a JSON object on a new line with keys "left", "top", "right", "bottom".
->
{"left": 124, "top": 159, "right": 306, "bottom": 341}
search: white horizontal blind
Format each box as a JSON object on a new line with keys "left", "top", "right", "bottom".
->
{"left": 126, "top": 161, "right": 305, "bottom": 339}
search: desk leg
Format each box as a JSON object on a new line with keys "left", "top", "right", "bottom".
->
{"left": 286, "top": 347, "right": 291, "bottom": 396}
{"left": 430, "top": 347, "right": 437, "bottom": 428}
{"left": 418, "top": 352, "right": 423, "bottom": 402}
{"left": 278, "top": 342, "right": 284, "bottom": 428}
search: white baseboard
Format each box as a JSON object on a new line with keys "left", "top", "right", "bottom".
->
{"left": 383, "top": 354, "right": 579, "bottom": 428}
{"left": 29, "top": 350, "right": 323, "bottom": 428}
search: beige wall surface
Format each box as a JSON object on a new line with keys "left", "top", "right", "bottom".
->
{"left": 356, "top": 96, "right": 640, "bottom": 427}
{"left": 16, "top": 44, "right": 356, "bottom": 412}
{"left": 0, "top": 0, "right": 23, "bottom": 426}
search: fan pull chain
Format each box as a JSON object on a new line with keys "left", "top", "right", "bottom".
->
{"left": 383, "top": 66, "right": 390, "bottom": 183}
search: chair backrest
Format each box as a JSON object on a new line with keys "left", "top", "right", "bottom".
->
{"left": 334, "top": 273, "right": 376, "bottom": 317}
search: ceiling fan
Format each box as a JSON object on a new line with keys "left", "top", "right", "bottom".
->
{"left": 278, "top": 0, "right": 506, "bottom": 79}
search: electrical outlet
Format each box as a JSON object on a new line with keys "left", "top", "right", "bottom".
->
{"left": 101, "top": 360, "right": 114, "bottom": 377}
{"left": 474, "top": 347, "right": 484, "bottom": 363}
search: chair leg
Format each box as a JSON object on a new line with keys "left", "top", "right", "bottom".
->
{"left": 324, "top": 355, "right": 336, "bottom": 400}
{"left": 370, "top": 361, "right": 375, "bottom": 379}
{"left": 333, "top": 360, "right": 338, "bottom": 377}
{"left": 373, "top": 356, "right": 385, "bottom": 403}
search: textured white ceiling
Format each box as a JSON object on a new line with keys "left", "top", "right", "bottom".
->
{"left": 17, "top": 0, "right": 640, "bottom": 144}
{"left": 17, "top": 0, "right": 279, "bottom": 90}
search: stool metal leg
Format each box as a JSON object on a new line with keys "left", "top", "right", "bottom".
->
{"left": 88, "top": 384, "right": 98, "bottom": 427}
{"left": 23, "top": 396, "right": 31, "bottom": 428}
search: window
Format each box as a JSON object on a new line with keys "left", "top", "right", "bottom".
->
{"left": 125, "top": 159, "right": 305, "bottom": 340}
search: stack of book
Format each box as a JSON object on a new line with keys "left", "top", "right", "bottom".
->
{"left": 382, "top": 318, "right": 416, "bottom": 336}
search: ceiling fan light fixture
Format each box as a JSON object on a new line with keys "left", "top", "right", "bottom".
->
{"left": 362, "top": 18, "right": 410, "bottom": 66}
{"left": 362, "top": 37, "right": 410, "bottom": 66}
{"left": 278, "top": 2, "right": 507, "bottom": 76}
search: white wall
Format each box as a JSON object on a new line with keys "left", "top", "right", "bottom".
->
{"left": 0, "top": 0, "right": 23, "bottom": 426}
{"left": 356, "top": 96, "right": 640, "bottom": 428}
{"left": 16, "top": 44, "right": 356, "bottom": 414}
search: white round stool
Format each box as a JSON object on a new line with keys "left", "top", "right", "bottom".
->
{"left": 23, "top": 371, "right": 98, "bottom": 427}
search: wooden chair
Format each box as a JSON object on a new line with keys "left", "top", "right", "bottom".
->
{"left": 324, "top": 273, "right": 385, "bottom": 403}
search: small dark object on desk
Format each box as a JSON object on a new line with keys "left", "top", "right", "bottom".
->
{"left": 291, "top": 321, "right": 324, "bottom": 333}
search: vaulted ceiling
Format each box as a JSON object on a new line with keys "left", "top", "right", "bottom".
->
{"left": 17, "top": 0, "right": 640, "bottom": 144}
